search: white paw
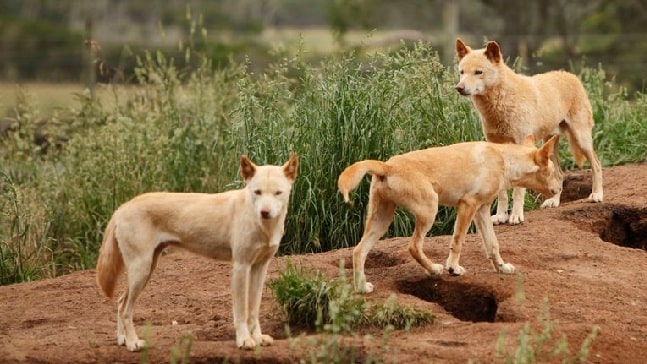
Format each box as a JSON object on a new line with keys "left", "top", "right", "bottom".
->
{"left": 357, "top": 282, "right": 374, "bottom": 294}
{"left": 430, "top": 263, "right": 444, "bottom": 275}
{"left": 117, "top": 334, "right": 126, "bottom": 346}
{"left": 253, "top": 334, "right": 274, "bottom": 346}
{"left": 588, "top": 192, "right": 603, "bottom": 203}
{"left": 508, "top": 213, "right": 524, "bottom": 225}
{"left": 237, "top": 336, "right": 257, "bottom": 350}
{"left": 498, "top": 263, "right": 516, "bottom": 274}
{"left": 126, "top": 339, "right": 147, "bottom": 352}
{"left": 491, "top": 213, "right": 509, "bottom": 225}
{"left": 541, "top": 196, "right": 560, "bottom": 209}
{"left": 446, "top": 263, "right": 466, "bottom": 276}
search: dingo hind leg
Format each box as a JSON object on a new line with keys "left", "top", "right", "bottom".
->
{"left": 563, "top": 112, "right": 603, "bottom": 203}
{"left": 116, "top": 228, "right": 162, "bottom": 351}
{"left": 353, "top": 194, "right": 396, "bottom": 293}
{"left": 407, "top": 191, "right": 444, "bottom": 277}
{"left": 445, "top": 201, "right": 478, "bottom": 275}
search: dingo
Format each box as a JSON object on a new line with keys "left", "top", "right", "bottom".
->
{"left": 96, "top": 154, "right": 299, "bottom": 351}
{"left": 455, "top": 38, "right": 603, "bottom": 225}
{"left": 338, "top": 137, "right": 560, "bottom": 293}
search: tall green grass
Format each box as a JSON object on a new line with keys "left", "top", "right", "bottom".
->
{"left": 1, "top": 37, "right": 645, "bottom": 284}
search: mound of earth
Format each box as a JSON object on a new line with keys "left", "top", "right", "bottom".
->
{"left": 1, "top": 163, "right": 646, "bottom": 363}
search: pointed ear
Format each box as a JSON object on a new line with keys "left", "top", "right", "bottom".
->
{"left": 485, "top": 41, "right": 502, "bottom": 63}
{"left": 455, "top": 38, "right": 471, "bottom": 60}
{"left": 522, "top": 135, "right": 535, "bottom": 147}
{"left": 283, "top": 153, "right": 299, "bottom": 182}
{"left": 240, "top": 155, "right": 257, "bottom": 182}
{"left": 535, "top": 135, "right": 559, "bottom": 166}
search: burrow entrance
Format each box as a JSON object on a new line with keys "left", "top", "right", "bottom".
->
{"left": 396, "top": 277, "right": 512, "bottom": 323}
{"left": 563, "top": 204, "right": 647, "bottom": 251}
{"left": 600, "top": 206, "right": 647, "bottom": 250}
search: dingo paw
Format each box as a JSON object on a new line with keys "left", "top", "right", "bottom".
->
{"left": 430, "top": 263, "right": 444, "bottom": 275}
{"left": 508, "top": 213, "right": 524, "bottom": 225}
{"left": 498, "top": 263, "right": 516, "bottom": 274}
{"left": 126, "top": 339, "right": 147, "bottom": 352}
{"left": 588, "top": 192, "right": 603, "bottom": 203}
{"left": 446, "top": 264, "right": 466, "bottom": 276}
{"left": 237, "top": 336, "right": 257, "bottom": 350}
{"left": 540, "top": 196, "right": 560, "bottom": 209}
{"left": 356, "top": 282, "right": 374, "bottom": 294}
{"left": 117, "top": 334, "right": 126, "bottom": 346}
{"left": 491, "top": 213, "right": 509, "bottom": 225}
{"left": 253, "top": 334, "right": 274, "bottom": 346}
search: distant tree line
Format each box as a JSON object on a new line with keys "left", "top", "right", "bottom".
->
{"left": 0, "top": 0, "right": 645, "bottom": 91}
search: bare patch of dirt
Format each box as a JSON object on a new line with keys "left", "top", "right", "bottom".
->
{"left": 1, "top": 163, "right": 647, "bottom": 363}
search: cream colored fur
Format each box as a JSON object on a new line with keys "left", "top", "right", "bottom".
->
{"left": 455, "top": 38, "right": 603, "bottom": 225}
{"left": 96, "top": 154, "right": 298, "bottom": 351}
{"left": 338, "top": 138, "right": 560, "bottom": 293}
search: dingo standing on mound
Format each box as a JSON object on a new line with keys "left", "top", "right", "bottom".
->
{"left": 337, "top": 136, "right": 562, "bottom": 293}
{"left": 96, "top": 154, "right": 298, "bottom": 351}
{"left": 338, "top": 137, "right": 561, "bottom": 294}
{"left": 455, "top": 38, "right": 603, "bottom": 225}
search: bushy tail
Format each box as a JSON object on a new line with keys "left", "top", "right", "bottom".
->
{"left": 337, "top": 160, "right": 389, "bottom": 203}
{"left": 96, "top": 216, "right": 124, "bottom": 298}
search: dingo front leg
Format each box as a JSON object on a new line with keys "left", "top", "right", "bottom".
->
{"left": 248, "top": 260, "right": 274, "bottom": 346}
{"left": 509, "top": 187, "right": 526, "bottom": 224}
{"left": 232, "top": 262, "right": 255, "bottom": 349}
{"left": 474, "top": 205, "right": 515, "bottom": 274}
{"left": 491, "top": 189, "right": 509, "bottom": 225}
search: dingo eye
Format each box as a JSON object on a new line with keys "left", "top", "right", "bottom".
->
{"left": 475, "top": 70, "right": 483, "bottom": 75}
{"left": 275, "top": 191, "right": 283, "bottom": 196}
{"left": 459, "top": 69, "right": 464, "bottom": 75}
{"left": 254, "top": 190, "right": 262, "bottom": 195}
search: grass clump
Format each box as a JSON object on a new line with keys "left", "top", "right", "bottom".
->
{"left": 268, "top": 259, "right": 434, "bottom": 334}
{"left": 495, "top": 286, "right": 600, "bottom": 364}
{"left": 271, "top": 259, "right": 432, "bottom": 363}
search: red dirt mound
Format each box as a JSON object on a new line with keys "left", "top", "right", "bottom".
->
{"left": 1, "top": 163, "right": 646, "bottom": 363}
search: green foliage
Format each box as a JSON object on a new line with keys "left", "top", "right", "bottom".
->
{"left": 0, "top": 34, "right": 645, "bottom": 284}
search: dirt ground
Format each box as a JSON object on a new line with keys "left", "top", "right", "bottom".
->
{"left": 1, "top": 163, "right": 646, "bottom": 363}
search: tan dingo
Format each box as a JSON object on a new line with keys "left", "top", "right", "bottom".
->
{"left": 338, "top": 138, "right": 560, "bottom": 293}
{"left": 96, "top": 154, "right": 299, "bottom": 351}
{"left": 455, "top": 38, "right": 603, "bottom": 225}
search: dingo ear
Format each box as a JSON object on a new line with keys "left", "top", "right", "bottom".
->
{"left": 240, "top": 155, "right": 257, "bottom": 182}
{"left": 522, "top": 135, "right": 535, "bottom": 147}
{"left": 535, "top": 135, "right": 559, "bottom": 166}
{"left": 283, "top": 153, "right": 299, "bottom": 182}
{"left": 485, "top": 41, "right": 502, "bottom": 63}
{"left": 456, "top": 38, "right": 471, "bottom": 60}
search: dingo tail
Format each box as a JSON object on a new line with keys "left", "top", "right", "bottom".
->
{"left": 337, "top": 160, "right": 388, "bottom": 204}
{"left": 96, "top": 216, "right": 124, "bottom": 298}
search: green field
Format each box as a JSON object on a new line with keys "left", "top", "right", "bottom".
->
{"left": 1, "top": 41, "right": 646, "bottom": 285}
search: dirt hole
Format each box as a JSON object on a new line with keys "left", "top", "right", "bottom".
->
{"left": 563, "top": 205, "right": 647, "bottom": 251}
{"left": 335, "top": 250, "right": 407, "bottom": 269}
{"left": 396, "top": 277, "right": 505, "bottom": 323}
{"left": 599, "top": 206, "right": 647, "bottom": 250}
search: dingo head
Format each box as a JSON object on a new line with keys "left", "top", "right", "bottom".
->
{"left": 517, "top": 135, "right": 562, "bottom": 197}
{"left": 241, "top": 154, "right": 299, "bottom": 220}
{"left": 454, "top": 38, "right": 503, "bottom": 96}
